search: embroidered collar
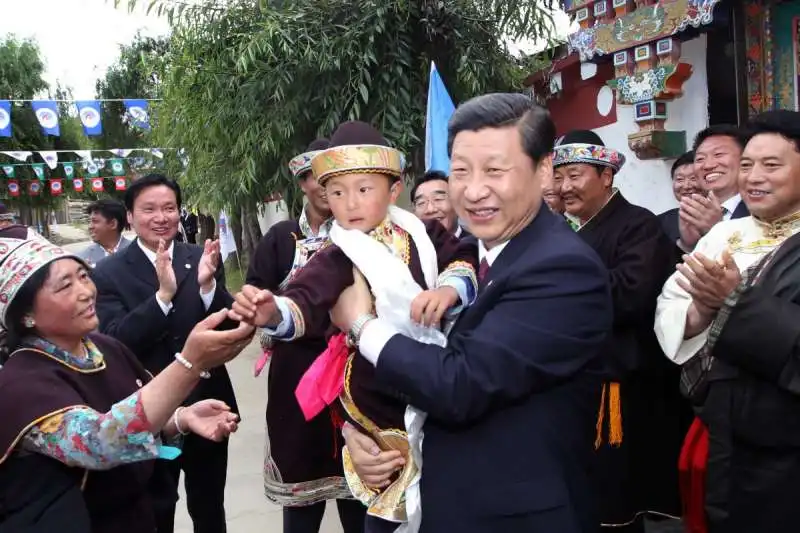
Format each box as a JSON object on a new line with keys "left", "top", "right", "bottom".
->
{"left": 367, "top": 216, "right": 410, "bottom": 263}
{"left": 16, "top": 336, "right": 104, "bottom": 371}
{"left": 298, "top": 207, "right": 332, "bottom": 239}
{"left": 753, "top": 209, "right": 800, "bottom": 240}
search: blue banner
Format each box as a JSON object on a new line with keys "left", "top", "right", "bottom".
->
{"left": 0, "top": 101, "right": 10, "bottom": 137}
{"left": 76, "top": 101, "right": 103, "bottom": 136}
{"left": 424, "top": 62, "right": 456, "bottom": 175}
{"left": 123, "top": 99, "right": 150, "bottom": 131}
{"left": 31, "top": 100, "right": 60, "bottom": 136}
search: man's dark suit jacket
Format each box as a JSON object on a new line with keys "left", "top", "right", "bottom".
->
{"left": 92, "top": 239, "right": 237, "bottom": 410}
{"left": 372, "top": 206, "right": 612, "bottom": 533}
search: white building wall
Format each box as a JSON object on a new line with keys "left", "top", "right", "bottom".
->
{"left": 594, "top": 33, "right": 709, "bottom": 215}
{"left": 257, "top": 200, "right": 290, "bottom": 235}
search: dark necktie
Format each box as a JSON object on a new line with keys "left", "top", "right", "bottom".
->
{"left": 478, "top": 258, "right": 490, "bottom": 284}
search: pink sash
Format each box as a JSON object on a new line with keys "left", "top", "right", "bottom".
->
{"left": 295, "top": 333, "right": 349, "bottom": 421}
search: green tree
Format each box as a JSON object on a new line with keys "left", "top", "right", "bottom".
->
{"left": 117, "top": 0, "right": 557, "bottom": 258}
{"left": 0, "top": 35, "right": 90, "bottom": 236}
{"left": 94, "top": 33, "right": 168, "bottom": 150}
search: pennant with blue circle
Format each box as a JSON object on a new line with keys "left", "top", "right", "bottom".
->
{"left": 31, "top": 101, "right": 60, "bottom": 137}
{"left": 123, "top": 99, "right": 150, "bottom": 131}
{"left": 0, "top": 101, "right": 11, "bottom": 138}
{"left": 76, "top": 101, "right": 103, "bottom": 136}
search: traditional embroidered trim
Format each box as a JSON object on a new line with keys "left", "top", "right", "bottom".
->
{"left": 0, "top": 239, "right": 89, "bottom": 327}
{"left": 298, "top": 208, "right": 333, "bottom": 239}
{"left": 553, "top": 143, "right": 625, "bottom": 173}
{"left": 312, "top": 144, "right": 403, "bottom": 186}
{"left": 289, "top": 150, "right": 324, "bottom": 178}
{"left": 0, "top": 405, "right": 88, "bottom": 464}
{"left": 438, "top": 260, "right": 478, "bottom": 297}
{"left": 9, "top": 345, "right": 106, "bottom": 374}
{"left": 339, "top": 355, "right": 417, "bottom": 523}
{"left": 283, "top": 297, "right": 306, "bottom": 341}
{"left": 368, "top": 219, "right": 411, "bottom": 266}
{"left": 263, "top": 432, "right": 352, "bottom": 506}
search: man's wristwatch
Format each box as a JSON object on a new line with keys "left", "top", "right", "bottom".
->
{"left": 347, "top": 314, "right": 377, "bottom": 347}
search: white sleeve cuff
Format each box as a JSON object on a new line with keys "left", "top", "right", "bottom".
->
{"left": 156, "top": 294, "right": 173, "bottom": 315}
{"left": 261, "top": 296, "right": 294, "bottom": 338}
{"left": 358, "top": 319, "right": 399, "bottom": 366}
{"left": 199, "top": 279, "right": 217, "bottom": 310}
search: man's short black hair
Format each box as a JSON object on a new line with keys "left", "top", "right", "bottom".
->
{"left": 124, "top": 173, "right": 182, "bottom": 212}
{"left": 671, "top": 150, "right": 695, "bottom": 178}
{"left": 447, "top": 93, "right": 555, "bottom": 165}
{"left": 410, "top": 170, "right": 449, "bottom": 201}
{"left": 86, "top": 198, "right": 127, "bottom": 234}
{"left": 692, "top": 124, "right": 747, "bottom": 152}
{"left": 745, "top": 110, "right": 800, "bottom": 152}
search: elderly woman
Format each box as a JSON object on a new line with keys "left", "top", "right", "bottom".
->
{"left": 0, "top": 237, "right": 255, "bottom": 532}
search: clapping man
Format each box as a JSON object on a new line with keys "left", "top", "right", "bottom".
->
{"left": 92, "top": 174, "right": 237, "bottom": 533}
{"left": 678, "top": 126, "right": 749, "bottom": 252}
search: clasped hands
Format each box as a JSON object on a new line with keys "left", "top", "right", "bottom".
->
{"left": 676, "top": 248, "right": 742, "bottom": 322}
{"left": 679, "top": 191, "right": 724, "bottom": 250}
{"left": 230, "top": 268, "right": 459, "bottom": 332}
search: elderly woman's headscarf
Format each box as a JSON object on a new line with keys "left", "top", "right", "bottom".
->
{"left": 0, "top": 237, "right": 89, "bottom": 329}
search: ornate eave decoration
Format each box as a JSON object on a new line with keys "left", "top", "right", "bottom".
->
{"left": 567, "top": 0, "right": 722, "bottom": 62}
{"left": 610, "top": 62, "right": 693, "bottom": 104}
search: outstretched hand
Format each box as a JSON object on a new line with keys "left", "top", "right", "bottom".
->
{"left": 182, "top": 399, "right": 239, "bottom": 442}
{"left": 229, "top": 284, "right": 280, "bottom": 327}
{"left": 182, "top": 308, "right": 255, "bottom": 370}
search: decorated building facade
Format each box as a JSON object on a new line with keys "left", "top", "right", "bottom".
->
{"left": 527, "top": 0, "right": 795, "bottom": 215}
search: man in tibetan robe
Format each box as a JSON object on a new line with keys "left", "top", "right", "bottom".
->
{"left": 554, "top": 130, "right": 685, "bottom": 532}
{"left": 246, "top": 138, "right": 366, "bottom": 533}
{"left": 655, "top": 110, "right": 800, "bottom": 533}
{"left": 231, "top": 121, "right": 478, "bottom": 533}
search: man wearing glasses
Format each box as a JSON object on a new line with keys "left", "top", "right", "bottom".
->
{"left": 410, "top": 170, "right": 471, "bottom": 239}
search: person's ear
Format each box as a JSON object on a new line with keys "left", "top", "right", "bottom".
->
{"left": 389, "top": 180, "right": 403, "bottom": 204}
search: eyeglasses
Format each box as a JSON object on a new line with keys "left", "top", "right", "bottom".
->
{"left": 413, "top": 194, "right": 449, "bottom": 210}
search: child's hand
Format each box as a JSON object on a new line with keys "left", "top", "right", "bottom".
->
{"left": 410, "top": 286, "right": 459, "bottom": 327}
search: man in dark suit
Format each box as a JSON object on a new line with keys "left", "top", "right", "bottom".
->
{"left": 332, "top": 94, "right": 613, "bottom": 532}
{"left": 92, "top": 174, "right": 236, "bottom": 533}
{"left": 659, "top": 150, "right": 699, "bottom": 245}
{"left": 678, "top": 125, "right": 750, "bottom": 253}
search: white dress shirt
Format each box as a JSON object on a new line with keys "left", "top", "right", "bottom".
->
{"left": 137, "top": 239, "right": 216, "bottom": 315}
{"left": 721, "top": 194, "right": 742, "bottom": 221}
{"left": 359, "top": 239, "right": 508, "bottom": 365}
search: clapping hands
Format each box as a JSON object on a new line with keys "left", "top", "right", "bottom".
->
{"left": 676, "top": 249, "right": 742, "bottom": 314}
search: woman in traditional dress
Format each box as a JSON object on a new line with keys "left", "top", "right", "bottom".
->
{"left": 0, "top": 237, "right": 255, "bottom": 533}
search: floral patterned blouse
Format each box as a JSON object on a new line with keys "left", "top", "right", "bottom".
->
{"left": 17, "top": 336, "right": 174, "bottom": 470}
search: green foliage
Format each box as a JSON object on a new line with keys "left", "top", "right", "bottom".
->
{"left": 0, "top": 35, "right": 90, "bottom": 210}
{"left": 117, "top": 0, "right": 558, "bottom": 216}
{"left": 94, "top": 33, "right": 168, "bottom": 150}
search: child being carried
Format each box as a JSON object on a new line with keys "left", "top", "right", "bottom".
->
{"left": 232, "top": 121, "right": 477, "bottom": 532}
